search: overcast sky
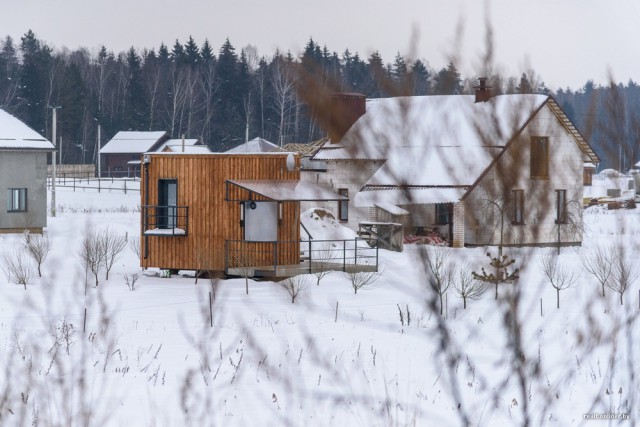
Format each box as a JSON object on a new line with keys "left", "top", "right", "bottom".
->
{"left": 2, "top": 0, "right": 639, "bottom": 90}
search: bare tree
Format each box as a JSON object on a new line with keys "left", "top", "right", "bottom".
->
{"left": 422, "top": 245, "right": 455, "bottom": 315}
{"left": 79, "top": 230, "right": 105, "bottom": 288}
{"left": 608, "top": 247, "right": 637, "bottom": 305}
{"left": 345, "top": 266, "right": 381, "bottom": 295}
{"left": 581, "top": 245, "right": 614, "bottom": 297}
{"left": 128, "top": 236, "right": 141, "bottom": 261}
{"left": 2, "top": 249, "right": 34, "bottom": 289}
{"left": 453, "top": 263, "right": 487, "bottom": 309}
{"left": 271, "top": 55, "right": 297, "bottom": 146}
{"left": 278, "top": 274, "right": 310, "bottom": 303}
{"left": 310, "top": 241, "right": 336, "bottom": 286}
{"left": 22, "top": 231, "right": 51, "bottom": 277}
{"left": 539, "top": 252, "right": 579, "bottom": 308}
{"left": 551, "top": 194, "right": 584, "bottom": 255}
{"left": 101, "top": 228, "right": 127, "bottom": 280}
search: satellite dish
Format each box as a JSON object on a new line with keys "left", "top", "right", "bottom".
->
{"left": 286, "top": 153, "right": 295, "bottom": 171}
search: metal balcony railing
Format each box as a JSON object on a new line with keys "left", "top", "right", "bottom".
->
{"left": 142, "top": 205, "right": 189, "bottom": 236}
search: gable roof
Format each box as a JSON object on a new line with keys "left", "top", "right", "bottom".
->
{"left": 315, "top": 94, "right": 549, "bottom": 186}
{"left": 225, "top": 137, "right": 281, "bottom": 153}
{"left": 282, "top": 138, "right": 328, "bottom": 156}
{"left": 0, "top": 108, "right": 55, "bottom": 151}
{"left": 100, "top": 131, "right": 168, "bottom": 154}
{"left": 156, "top": 138, "right": 200, "bottom": 152}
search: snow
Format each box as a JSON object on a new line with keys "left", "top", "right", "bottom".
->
{"left": 0, "top": 185, "right": 638, "bottom": 425}
{"left": 224, "top": 137, "right": 281, "bottom": 153}
{"left": 143, "top": 227, "right": 186, "bottom": 236}
{"left": 374, "top": 202, "right": 410, "bottom": 216}
{"left": 314, "top": 94, "right": 548, "bottom": 189}
{"left": 355, "top": 187, "right": 468, "bottom": 206}
{"left": 229, "top": 180, "right": 348, "bottom": 202}
{"left": 0, "top": 108, "right": 55, "bottom": 150}
{"left": 100, "top": 131, "right": 167, "bottom": 154}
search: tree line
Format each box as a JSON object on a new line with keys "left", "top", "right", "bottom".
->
{"left": 0, "top": 30, "right": 635, "bottom": 168}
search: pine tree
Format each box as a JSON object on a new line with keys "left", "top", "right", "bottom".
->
{"left": 184, "top": 36, "right": 200, "bottom": 66}
{"left": 124, "top": 47, "right": 149, "bottom": 130}
{"left": 200, "top": 39, "right": 214, "bottom": 63}
{"left": 433, "top": 61, "right": 463, "bottom": 95}
{"left": 410, "top": 59, "right": 430, "bottom": 95}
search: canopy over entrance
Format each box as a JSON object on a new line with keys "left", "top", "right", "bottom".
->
{"left": 226, "top": 180, "right": 348, "bottom": 202}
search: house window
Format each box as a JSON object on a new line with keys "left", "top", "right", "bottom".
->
{"left": 338, "top": 189, "right": 349, "bottom": 222}
{"left": 158, "top": 179, "right": 178, "bottom": 228}
{"left": 556, "top": 189, "right": 567, "bottom": 224}
{"left": 583, "top": 168, "right": 593, "bottom": 186}
{"left": 7, "top": 188, "right": 27, "bottom": 212}
{"left": 530, "top": 137, "right": 549, "bottom": 179}
{"left": 435, "top": 203, "right": 452, "bottom": 224}
{"left": 512, "top": 190, "right": 524, "bottom": 224}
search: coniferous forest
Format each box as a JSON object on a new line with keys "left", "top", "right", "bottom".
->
{"left": 0, "top": 30, "right": 637, "bottom": 169}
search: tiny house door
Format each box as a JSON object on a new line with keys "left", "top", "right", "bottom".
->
{"left": 158, "top": 179, "right": 177, "bottom": 228}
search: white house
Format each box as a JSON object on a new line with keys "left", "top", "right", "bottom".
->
{"left": 312, "top": 84, "right": 600, "bottom": 248}
{"left": 0, "top": 108, "right": 55, "bottom": 233}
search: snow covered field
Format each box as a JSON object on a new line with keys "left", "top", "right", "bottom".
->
{"left": 0, "top": 185, "right": 638, "bottom": 426}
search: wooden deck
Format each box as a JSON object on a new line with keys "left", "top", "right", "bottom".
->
{"left": 226, "top": 260, "right": 378, "bottom": 278}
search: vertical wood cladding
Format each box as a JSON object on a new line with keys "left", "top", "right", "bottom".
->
{"left": 141, "top": 154, "right": 301, "bottom": 271}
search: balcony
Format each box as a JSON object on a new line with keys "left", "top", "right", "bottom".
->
{"left": 142, "top": 205, "right": 189, "bottom": 236}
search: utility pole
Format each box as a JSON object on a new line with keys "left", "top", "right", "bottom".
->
{"left": 96, "top": 120, "right": 102, "bottom": 178}
{"left": 49, "top": 106, "right": 60, "bottom": 217}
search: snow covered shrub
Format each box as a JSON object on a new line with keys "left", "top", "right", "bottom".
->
{"left": 124, "top": 273, "right": 140, "bottom": 291}
{"left": 2, "top": 248, "right": 34, "bottom": 289}
{"left": 345, "top": 267, "right": 381, "bottom": 294}
{"left": 278, "top": 274, "right": 310, "bottom": 303}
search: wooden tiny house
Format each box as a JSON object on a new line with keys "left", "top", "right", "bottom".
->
{"left": 141, "top": 152, "right": 352, "bottom": 276}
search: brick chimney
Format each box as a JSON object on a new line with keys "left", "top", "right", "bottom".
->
{"left": 329, "top": 93, "right": 366, "bottom": 143}
{"left": 474, "top": 77, "right": 491, "bottom": 103}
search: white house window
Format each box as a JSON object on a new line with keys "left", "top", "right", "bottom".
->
{"left": 530, "top": 136, "right": 549, "bottom": 179}
{"left": 556, "top": 189, "right": 567, "bottom": 224}
{"left": 338, "top": 189, "right": 348, "bottom": 222}
{"left": 512, "top": 189, "right": 524, "bottom": 224}
{"left": 435, "top": 203, "right": 452, "bottom": 224}
{"left": 7, "top": 188, "right": 27, "bottom": 212}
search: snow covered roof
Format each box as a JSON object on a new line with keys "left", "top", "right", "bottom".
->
{"left": 160, "top": 144, "right": 211, "bottom": 154}
{"left": 156, "top": 138, "right": 200, "bottom": 152}
{"left": 374, "top": 203, "right": 410, "bottom": 216}
{"left": 225, "top": 138, "right": 281, "bottom": 153}
{"left": 314, "top": 94, "right": 549, "bottom": 187}
{"left": 100, "top": 131, "right": 168, "bottom": 154}
{"left": 315, "top": 94, "right": 547, "bottom": 159}
{"left": 0, "top": 108, "right": 55, "bottom": 151}
{"left": 354, "top": 187, "right": 468, "bottom": 207}
{"left": 228, "top": 180, "right": 348, "bottom": 202}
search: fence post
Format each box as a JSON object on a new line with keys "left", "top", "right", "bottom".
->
{"left": 308, "top": 239, "right": 312, "bottom": 274}
{"left": 73, "top": 177, "right": 76, "bottom": 192}
{"left": 98, "top": 177, "right": 101, "bottom": 193}
{"left": 124, "top": 180, "right": 127, "bottom": 194}
{"left": 343, "top": 240, "right": 346, "bottom": 272}
{"left": 354, "top": 238, "right": 358, "bottom": 266}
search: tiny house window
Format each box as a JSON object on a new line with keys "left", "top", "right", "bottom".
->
{"left": 556, "top": 189, "right": 567, "bottom": 224}
{"left": 512, "top": 190, "right": 524, "bottom": 224}
{"left": 338, "top": 189, "right": 348, "bottom": 222}
{"left": 158, "top": 179, "right": 178, "bottom": 228}
{"left": 435, "top": 203, "right": 452, "bottom": 224}
{"left": 530, "top": 137, "right": 549, "bottom": 179}
{"left": 7, "top": 188, "right": 27, "bottom": 212}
